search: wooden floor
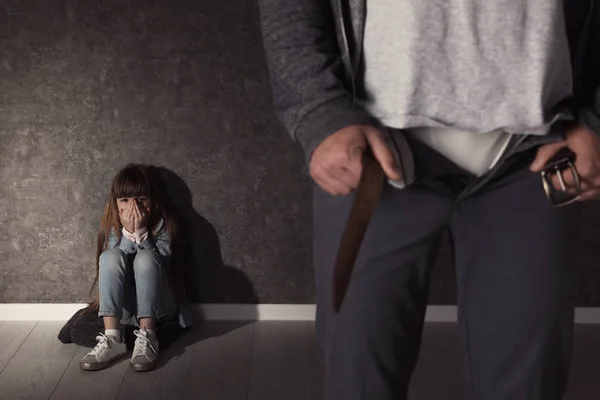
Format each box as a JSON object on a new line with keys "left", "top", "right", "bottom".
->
{"left": 0, "top": 321, "right": 598, "bottom": 400}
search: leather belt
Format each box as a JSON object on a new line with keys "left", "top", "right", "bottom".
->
{"left": 332, "top": 152, "right": 385, "bottom": 313}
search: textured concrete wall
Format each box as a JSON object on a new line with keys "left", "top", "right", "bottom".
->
{"left": 1, "top": 0, "right": 599, "bottom": 305}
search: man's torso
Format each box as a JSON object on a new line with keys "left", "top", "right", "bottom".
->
{"left": 359, "top": 0, "right": 574, "bottom": 175}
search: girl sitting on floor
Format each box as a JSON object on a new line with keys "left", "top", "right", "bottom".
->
{"left": 80, "top": 164, "right": 192, "bottom": 372}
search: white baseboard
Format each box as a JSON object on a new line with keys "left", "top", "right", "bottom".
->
{"left": 1, "top": 304, "right": 600, "bottom": 323}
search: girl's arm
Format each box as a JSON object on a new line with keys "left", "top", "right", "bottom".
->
{"left": 107, "top": 228, "right": 139, "bottom": 255}
{"left": 138, "top": 224, "right": 171, "bottom": 258}
{"left": 106, "top": 219, "right": 170, "bottom": 258}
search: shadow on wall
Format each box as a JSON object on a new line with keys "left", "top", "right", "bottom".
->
{"left": 151, "top": 166, "right": 259, "bottom": 306}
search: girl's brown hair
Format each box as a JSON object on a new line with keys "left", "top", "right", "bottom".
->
{"left": 87, "top": 164, "right": 186, "bottom": 312}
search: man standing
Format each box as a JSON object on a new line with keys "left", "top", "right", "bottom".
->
{"left": 258, "top": 0, "right": 600, "bottom": 399}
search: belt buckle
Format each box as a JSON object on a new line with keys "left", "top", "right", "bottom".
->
{"left": 540, "top": 150, "right": 581, "bottom": 207}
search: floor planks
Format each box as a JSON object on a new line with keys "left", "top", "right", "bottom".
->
{"left": 0, "top": 322, "right": 78, "bottom": 400}
{"left": 181, "top": 321, "right": 255, "bottom": 400}
{"left": 0, "top": 321, "right": 598, "bottom": 399}
{"left": 247, "top": 321, "right": 311, "bottom": 400}
{"left": 0, "top": 321, "right": 37, "bottom": 374}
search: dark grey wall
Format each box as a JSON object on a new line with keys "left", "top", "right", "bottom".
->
{"left": 1, "top": 0, "right": 599, "bottom": 305}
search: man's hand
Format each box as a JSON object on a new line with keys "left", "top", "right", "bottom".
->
{"left": 309, "top": 125, "right": 403, "bottom": 195}
{"left": 530, "top": 124, "right": 600, "bottom": 201}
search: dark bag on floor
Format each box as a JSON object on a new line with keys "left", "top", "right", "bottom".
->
{"left": 58, "top": 306, "right": 187, "bottom": 349}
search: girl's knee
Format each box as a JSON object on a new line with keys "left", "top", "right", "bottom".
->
{"left": 133, "top": 249, "right": 161, "bottom": 272}
{"left": 99, "top": 248, "right": 127, "bottom": 272}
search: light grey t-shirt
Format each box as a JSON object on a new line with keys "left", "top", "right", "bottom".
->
{"left": 361, "top": 0, "right": 573, "bottom": 175}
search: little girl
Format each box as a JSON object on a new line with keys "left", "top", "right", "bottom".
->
{"left": 80, "top": 164, "right": 192, "bottom": 372}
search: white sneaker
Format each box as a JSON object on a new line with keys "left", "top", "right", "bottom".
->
{"left": 131, "top": 328, "right": 159, "bottom": 372}
{"left": 80, "top": 333, "right": 127, "bottom": 371}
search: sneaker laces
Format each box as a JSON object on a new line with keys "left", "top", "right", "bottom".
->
{"left": 88, "top": 333, "right": 111, "bottom": 356}
{"left": 133, "top": 330, "right": 157, "bottom": 358}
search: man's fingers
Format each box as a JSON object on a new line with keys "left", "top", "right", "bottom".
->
{"left": 315, "top": 177, "right": 352, "bottom": 196}
{"left": 530, "top": 142, "right": 568, "bottom": 172}
{"left": 332, "top": 170, "right": 360, "bottom": 191}
{"left": 364, "top": 128, "right": 403, "bottom": 181}
{"left": 546, "top": 159, "right": 600, "bottom": 194}
{"left": 579, "top": 189, "right": 600, "bottom": 202}
{"left": 549, "top": 168, "right": 584, "bottom": 193}
{"left": 575, "top": 158, "right": 600, "bottom": 184}
{"left": 345, "top": 148, "right": 363, "bottom": 183}
{"left": 308, "top": 124, "right": 406, "bottom": 195}
{"left": 311, "top": 150, "right": 361, "bottom": 196}
{"left": 312, "top": 167, "right": 354, "bottom": 196}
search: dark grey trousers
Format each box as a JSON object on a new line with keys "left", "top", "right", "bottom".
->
{"left": 313, "top": 136, "right": 581, "bottom": 400}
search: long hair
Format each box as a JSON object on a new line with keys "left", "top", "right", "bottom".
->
{"left": 87, "top": 164, "right": 187, "bottom": 312}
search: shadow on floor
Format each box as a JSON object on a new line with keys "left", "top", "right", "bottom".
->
{"left": 153, "top": 320, "right": 255, "bottom": 370}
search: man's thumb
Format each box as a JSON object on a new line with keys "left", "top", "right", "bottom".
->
{"left": 530, "top": 141, "right": 567, "bottom": 172}
{"left": 364, "top": 129, "right": 403, "bottom": 181}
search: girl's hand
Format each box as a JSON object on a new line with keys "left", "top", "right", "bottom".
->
{"left": 133, "top": 201, "right": 149, "bottom": 231}
{"left": 120, "top": 201, "right": 136, "bottom": 233}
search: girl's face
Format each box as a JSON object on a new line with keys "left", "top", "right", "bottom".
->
{"left": 116, "top": 196, "right": 152, "bottom": 215}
